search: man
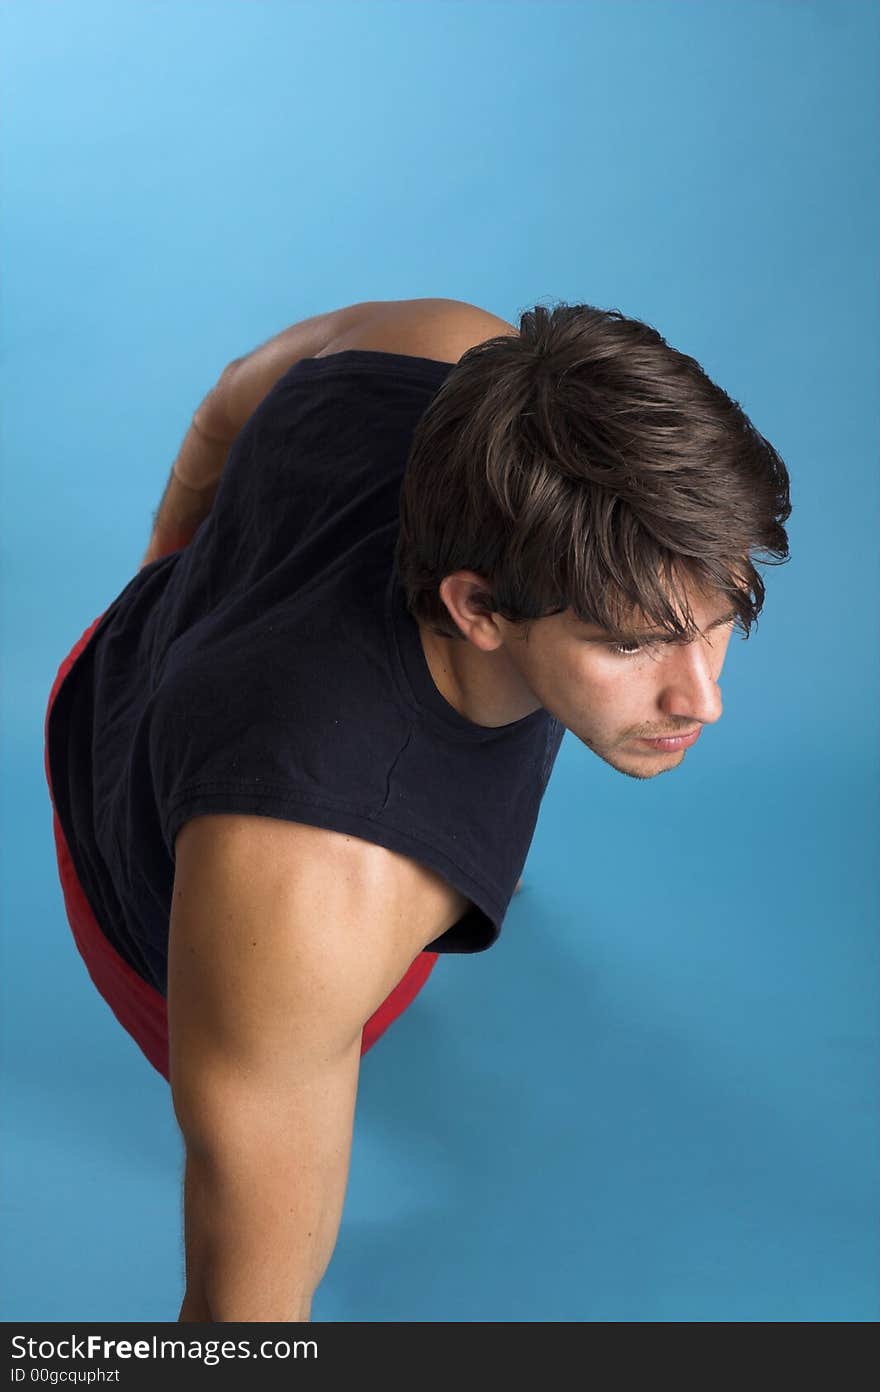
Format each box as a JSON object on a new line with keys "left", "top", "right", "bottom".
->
{"left": 44, "top": 296, "right": 791, "bottom": 1322}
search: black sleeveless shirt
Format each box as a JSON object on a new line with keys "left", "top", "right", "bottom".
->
{"left": 47, "top": 350, "right": 565, "bottom": 996}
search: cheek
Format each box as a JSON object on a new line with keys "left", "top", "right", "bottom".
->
{"left": 549, "top": 651, "right": 642, "bottom": 717}
{"left": 586, "top": 656, "right": 666, "bottom": 722}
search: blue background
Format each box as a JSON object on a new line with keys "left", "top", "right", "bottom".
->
{"left": 2, "top": 0, "right": 877, "bottom": 1322}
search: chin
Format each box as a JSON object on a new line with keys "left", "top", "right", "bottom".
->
{"left": 603, "top": 747, "right": 686, "bottom": 781}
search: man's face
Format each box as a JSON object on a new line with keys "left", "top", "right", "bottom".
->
{"left": 495, "top": 587, "right": 736, "bottom": 781}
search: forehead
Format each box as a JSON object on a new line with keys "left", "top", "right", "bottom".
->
{"left": 562, "top": 580, "right": 730, "bottom": 638}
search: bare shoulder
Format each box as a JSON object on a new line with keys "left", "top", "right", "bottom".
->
{"left": 210, "top": 299, "right": 518, "bottom": 436}
{"left": 316, "top": 297, "right": 519, "bottom": 364}
{"left": 172, "top": 813, "right": 471, "bottom": 968}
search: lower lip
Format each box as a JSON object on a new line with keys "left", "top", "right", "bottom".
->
{"left": 637, "top": 728, "right": 702, "bottom": 752}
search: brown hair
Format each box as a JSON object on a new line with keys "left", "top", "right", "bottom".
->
{"left": 395, "top": 301, "right": 792, "bottom": 644}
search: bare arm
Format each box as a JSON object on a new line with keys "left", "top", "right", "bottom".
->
{"left": 139, "top": 393, "right": 235, "bottom": 569}
{"left": 168, "top": 813, "right": 457, "bottom": 1322}
{"left": 139, "top": 297, "right": 514, "bottom": 569}
{"left": 139, "top": 301, "right": 382, "bottom": 570}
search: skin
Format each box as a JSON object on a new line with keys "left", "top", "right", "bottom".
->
{"left": 418, "top": 570, "right": 734, "bottom": 781}
{"left": 146, "top": 301, "right": 733, "bottom": 1320}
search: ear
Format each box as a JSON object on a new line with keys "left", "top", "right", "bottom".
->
{"left": 437, "top": 572, "right": 504, "bottom": 649}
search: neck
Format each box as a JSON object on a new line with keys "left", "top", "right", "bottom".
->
{"left": 417, "top": 622, "right": 542, "bottom": 727}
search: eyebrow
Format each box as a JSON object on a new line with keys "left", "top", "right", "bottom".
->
{"left": 583, "top": 607, "right": 739, "bottom": 644}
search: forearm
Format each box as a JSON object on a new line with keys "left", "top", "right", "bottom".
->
{"left": 140, "top": 392, "right": 235, "bottom": 569}
{"left": 177, "top": 1287, "right": 213, "bottom": 1323}
{"left": 180, "top": 1139, "right": 334, "bottom": 1323}
{"left": 140, "top": 308, "right": 365, "bottom": 571}
{"left": 177, "top": 1284, "right": 311, "bottom": 1324}
{"left": 185, "top": 1177, "right": 318, "bottom": 1322}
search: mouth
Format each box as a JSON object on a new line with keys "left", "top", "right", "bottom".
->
{"left": 636, "top": 727, "right": 702, "bottom": 751}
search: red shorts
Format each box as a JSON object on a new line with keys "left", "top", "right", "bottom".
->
{"left": 42, "top": 608, "right": 439, "bottom": 1082}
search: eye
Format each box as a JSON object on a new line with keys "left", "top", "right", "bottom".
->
{"left": 606, "top": 638, "right": 668, "bottom": 661}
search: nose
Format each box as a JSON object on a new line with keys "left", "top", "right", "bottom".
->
{"left": 657, "top": 639, "right": 724, "bottom": 727}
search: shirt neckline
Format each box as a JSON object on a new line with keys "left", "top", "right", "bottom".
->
{"left": 386, "top": 557, "right": 550, "bottom": 743}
